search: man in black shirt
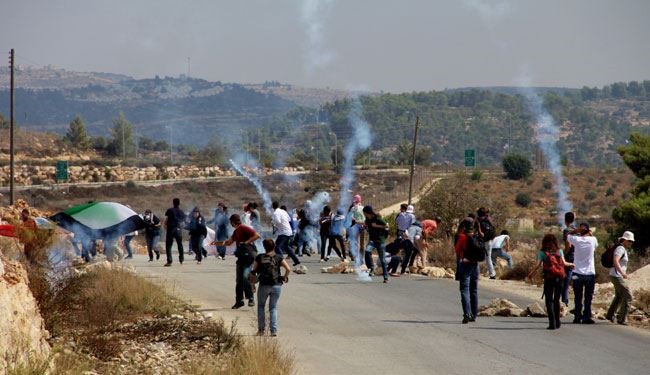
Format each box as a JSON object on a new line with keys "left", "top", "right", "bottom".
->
{"left": 362, "top": 206, "right": 389, "bottom": 283}
{"left": 164, "top": 198, "right": 186, "bottom": 266}
{"left": 562, "top": 211, "right": 576, "bottom": 305}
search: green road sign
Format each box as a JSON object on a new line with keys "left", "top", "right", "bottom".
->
{"left": 56, "top": 160, "right": 69, "bottom": 182}
{"left": 464, "top": 149, "right": 475, "bottom": 167}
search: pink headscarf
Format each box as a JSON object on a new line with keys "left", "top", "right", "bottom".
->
{"left": 353, "top": 194, "right": 362, "bottom": 204}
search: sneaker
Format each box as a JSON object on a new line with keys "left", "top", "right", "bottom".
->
{"left": 383, "top": 279, "right": 389, "bottom": 283}
{"left": 547, "top": 325, "right": 556, "bottom": 330}
{"left": 293, "top": 262, "right": 301, "bottom": 267}
{"left": 572, "top": 319, "right": 581, "bottom": 324}
{"left": 582, "top": 318, "right": 595, "bottom": 324}
{"left": 468, "top": 316, "right": 476, "bottom": 322}
{"left": 617, "top": 321, "right": 628, "bottom": 326}
{"left": 248, "top": 299, "right": 255, "bottom": 307}
{"left": 256, "top": 331, "right": 265, "bottom": 336}
{"left": 125, "top": 255, "right": 133, "bottom": 259}
{"left": 325, "top": 257, "right": 329, "bottom": 261}
{"left": 569, "top": 309, "right": 576, "bottom": 315}
{"left": 270, "top": 332, "right": 277, "bottom": 337}
{"left": 489, "top": 276, "right": 496, "bottom": 280}
{"left": 231, "top": 301, "right": 245, "bottom": 309}
{"left": 148, "top": 259, "right": 153, "bottom": 262}
{"left": 462, "top": 315, "right": 470, "bottom": 324}
{"left": 156, "top": 252, "right": 160, "bottom": 260}
{"left": 164, "top": 263, "right": 172, "bottom": 267}
{"left": 605, "top": 315, "right": 615, "bottom": 323}
{"left": 320, "top": 259, "right": 326, "bottom": 263}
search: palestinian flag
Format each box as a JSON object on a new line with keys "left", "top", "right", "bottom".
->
{"left": 50, "top": 202, "right": 147, "bottom": 239}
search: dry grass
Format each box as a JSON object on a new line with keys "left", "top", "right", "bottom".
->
{"left": 224, "top": 337, "right": 296, "bottom": 375}
{"left": 426, "top": 240, "right": 457, "bottom": 270}
{"left": 500, "top": 249, "right": 541, "bottom": 284}
{"left": 634, "top": 288, "right": 650, "bottom": 312}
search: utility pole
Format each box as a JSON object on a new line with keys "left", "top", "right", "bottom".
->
{"left": 407, "top": 116, "right": 420, "bottom": 205}
{"left": 9, "top": 49, "right": 15, "bottom": 205}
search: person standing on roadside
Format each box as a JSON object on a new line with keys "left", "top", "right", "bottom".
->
{"left": 562, "top": 212, "right": 577, "bottom": 306}
{"left": 567, "top": 223, "right": 598, "bottom": 324}
{"left": 214, "top": 214, "right": 260, "bottom": 309}
{"left": 606, "top": 231, "right": 635, "bottom": 326}
{"left": 250, "top": 239, "right": 291, "bottom": 337}
{"left": 187, "top": 207, "right": 207, "bottom": 264}
{"left": 143, "top": 209, "right": 161, "bottom": 262}
{"left": 272, "top": 202, "right": 301, "bottom": 266}
{"left": 164, "top": 198, "right": 186, "bottom": 267}
{"left": 455, "top": 220, "right": 479, "bottom": 324}
{"left": 208, "top": 203, "right": 229, "bottom": 260}
{"left": 362, "top": 206, "right": 389, "bottom": 283}
{"left": 528, "top": 234, "right": 574, "bottom": 330}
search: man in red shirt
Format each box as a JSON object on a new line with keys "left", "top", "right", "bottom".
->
{"left": 215, "top": 214, "right": 260, "bottom": 309}
{"left": 455, "top": 220, "right": 479, "bottom": 324}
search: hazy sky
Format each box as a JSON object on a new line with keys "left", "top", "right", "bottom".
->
{"left": 1, "top": 0, "right": 648, "bottom": 92}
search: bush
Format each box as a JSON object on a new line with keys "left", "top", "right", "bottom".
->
{"left": 633, "top": 288, "right": 650, "bottom": 312}
{"left": 515, "top": 192, "right": 531, "bottom": 207}
{"left": 585, "top": 191, "right": 597, "bottom": 200}
{"left": 125, "top": 180, "right": 137, "bottom": 189}
{"left": 501, "top": 250, "right": 540, "bottom": 284}
{"left": 426, "top": 240, "right": 457, "bottom": 270}
{"left": 502, "top": 153, "right": 532, "bottom": 180}
{"left": 542, "top": 180, "right": 553, "bottom": 190}
{"left": 223, "top": 338, "right": 295, "bottom": 375}
{"left": 605, "top": 187, "right": 615, "bottom": 196}
{"left": 470, "top": 170, "right": 483, "bottom": 181}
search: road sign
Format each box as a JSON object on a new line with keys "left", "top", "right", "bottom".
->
{"left": 56, "top": 160, "right": 68, "bottom": 182}
{"left": 464, "top": 149, "right": 475, "bottom": 167}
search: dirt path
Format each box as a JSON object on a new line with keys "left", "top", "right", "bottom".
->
{"left": 378, "top": 177, "right": 441, "bottom": 216}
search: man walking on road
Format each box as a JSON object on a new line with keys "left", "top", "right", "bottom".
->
{"left": 567, "top": 223, "right": 598, "bottom": 324}
{"left": 362, "top": 206, "right": 389, "bottom": 283}
{"left": 272, "top": 201, "right": 301, "bottom": 266}
{"left": 164, "top": 198, "right": 186, "bottom": 266}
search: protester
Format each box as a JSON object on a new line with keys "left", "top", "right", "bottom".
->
{"left": 164, "top": 198, "right": 186, "bottom": 266}
{"left": 561, "top": 212, "right": 577, "bottom": 306}
{"left": 386, "top": 204, "right": 414, "bottom": 269}
{"left": 475, "top": 207, "right": 497, "bottom": 279}
{"left": 123, "top": 230, "right": 137, "bottom": 259}
{"left": 528, "top": 234, "right": 574, "bottom": 330}
{"left": 490, "top": 230, "right": 513, "bottom": 275}
{"left": 387, "top": 235, "right": 402, "bottom": 277}
{"left": 143, "top": 209, "right": 161, "bottom": 262}
{"left": 250, "top": 239, "right": 291, "bottom": 337}
{"left": 606, "top": 231, "right": 635, "bottom": 325}
{"left": 319, "top": 206, "right": 332, "bottom": 262}
{"left": 328, "top": 209, "right": 347, "bottom": 261}
{"left": 187, "top": 207, "right": 208, "bottom": 264}
{"left": 19, "top": 209, "right": 38, "bottom": 262}
{"left": 242, "top": 204, "right": 252, "bottom": 226}
{"left": 272, "top": 202, "right": 301, "bottom": 266}
{"left": 296, "top": 209, "right": 312, "bottom": 257}
{"left": 455, "top": 220, "right": 480, "bottom": 323}
{"left": 567, "top": 223, "right": 598, "bottom": 324}
{"left": 248, "top": 202, "right": 263, "bottom": 249}
{"left": 214, "top": 214, "right": 260, "bottom": 309}
{"left": 362, "top": 206, "right": 389, "bottom": 283}
{"left": 207, "top": 203, "right": 229, "bottom": 260}
{"left": 348, "top": 194, "right": 366, "bottom": 257}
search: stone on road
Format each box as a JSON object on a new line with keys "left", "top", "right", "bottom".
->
{"left": 132, "top": 255, "right": 650, "bottom": 374}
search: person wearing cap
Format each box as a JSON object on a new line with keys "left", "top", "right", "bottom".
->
{"left": 606, "top": 231, "right": 635, "bottom": 325}
{"left": 187, "top": 207, "right": 207, "bottom": 264}
{"left": 208, "top": 203, "right": 230, "bottom": 260}
{"left": 567, "top": 222, "right": 598, "bottom": 324}
{"left": 362, "top": 205, "right": 390, "bottom": 283}
{"left": 386, "top": 204, "right": 415, "bottom": 272}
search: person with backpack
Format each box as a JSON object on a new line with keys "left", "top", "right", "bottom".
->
{"left": 455, "top": 220, "right": 483, "bottom": 323}
{"left": 250, "top": 239, "right": 291, "bottom": 337}
{"left": 567, "top": 223, "right": 598, "bottom": 324}
{"left": 164, "top": 198, "right": 186, "bottom": 267}
{"left": 605, "top": 231, "right": 635, "bottom": 325}
{"left": 187, "top": 207, "right": 208, "bottom": 264}
{"left": 143, "top": 209, "right": 161, "bottom": 262}
{"left": 362, "top": 206, "right": 390, "bottom": 283}
{"left": 561, "top": 212, "right": 577, "bottom": 306}
{"left": 214, "top": 214, "right": 260, "bottom": 309}
{"left": 528, "top": 234, "right": 575, "bottom": 330}
{"left": 475, "top": 207, "right": 497, "bottom": 279}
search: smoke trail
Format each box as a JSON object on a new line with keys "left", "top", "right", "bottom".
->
{"left": 229, "top": 159, "right": 273, "bottom": 215}
{"left": 337, "top": 97, "right": 372, "bottom": 212}
{"left": 518, "top": 74, "right": 573, "bottom": 225}
{"left": 300, "top": 0, "right": 336, "bottom": 73}
{"left": 462, "top": 0, "right": 512, "bottom": 24}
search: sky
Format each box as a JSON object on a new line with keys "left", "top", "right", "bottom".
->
{"left": 1, "top": 0, "right": 649, "bottom": 92}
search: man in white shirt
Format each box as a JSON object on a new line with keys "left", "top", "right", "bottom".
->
{"left": 490, "top": 230, "right": 513, "bottom": 274}
{"left": 272, "top": 201, "right": 300, "bottom": 266}
{"left": 606, "top": 231, "right": 634, "bottom": 325}
{"left": 567, "top": 223, "right": 598, "bottom": 324}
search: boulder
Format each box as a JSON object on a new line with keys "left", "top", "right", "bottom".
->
{"left": 479, "top": 298, "right": 524, "bottom": 317}
{"left": 420, "top": 266, "right": 446, "bottom": 278}
{"left": 524, "top": 302, "right": 547, "bottom": 317}
{"left": 0, "top": 255, "right": 51, "bottom": 373}
{"left": 330, "top": 262, "right": 348, "bottom": 274}
{"left": 294, "top": 265, "right": 308, "bottom": 274}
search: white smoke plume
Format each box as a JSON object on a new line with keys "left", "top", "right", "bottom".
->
{"left": 300, "top": 0, "right": 336, "bottom": 73}
{"left": 229, "top": 156, "right": 273, "bottom": 215}
{"left": 518, "top": 71, "right": 573, "bottom": 225}
{"left": 337, "top": 97, "right": 372, "bottom": 212}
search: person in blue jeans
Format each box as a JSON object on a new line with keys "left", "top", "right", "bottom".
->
{"left": 362, "top": 206, "right": 389, "bottom": 283}
{"left": 251, "top": 239, "right": 291, "bottom": 337}
{"left": 567, "top": 223, "right": 598, "bottom": 324}
{"left": 455, "top": 221, "right": 479, "bottom": 323}
{"left": 143, "top": 209, "right": 161, "bottom": 261}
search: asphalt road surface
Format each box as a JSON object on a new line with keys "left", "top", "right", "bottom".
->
{"left": 133, "top": 254, "right": 650, "bottom": 375}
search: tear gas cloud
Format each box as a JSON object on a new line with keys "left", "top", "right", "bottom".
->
{"left": 229, "top": 155, "right": 273, "bottom": 215}
{"left": 300, "top": 0, "right": 336, "bottom": 73}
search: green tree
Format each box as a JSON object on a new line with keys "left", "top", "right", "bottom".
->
{"left": 65, "top": 114, "right": 91, "bottom": 150}
{"left": 502, "top": 153, "right": 532, "bottom": 180}
{"left": 613, "top": 133, "right": 650, "bottom": 254}
{"left": 109, "top": 112, "right": 135, "bottom": 158}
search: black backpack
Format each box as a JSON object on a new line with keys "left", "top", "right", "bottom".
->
{"left": 465, "top": 235, "right": 486, "bottom": 262}
{"left": 235, "top": 243, "right": 257, "bottom": 265}
{"left": 601, "top": 245, "right": 619, "bottom": 268}
{"left": 258, "top": 254, "right": 281, "bottom": 285}
{"left": 478, "top": 218, "right": 496, "bottom": 241}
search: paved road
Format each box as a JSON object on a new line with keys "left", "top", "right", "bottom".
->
{"left": 132, "top": 254, "right": 650, "bottom": 375}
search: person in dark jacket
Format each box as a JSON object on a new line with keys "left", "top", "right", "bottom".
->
{"left": 319, "top": 206, "right": 332, "bottom": 261}
{"left": 143, "top": 209, "right": 161, "bottom": 262}
{"left": 207, "top": 203, "right": 229, "bottom": 260}
{"left": 456, "top": 220, "right": 479, "bottom": 324}
{"left": 187, "top": 207, "right": 207, "bottom": 264}
{"left": 164, "top": 198, "right": 186, "bottom": 266}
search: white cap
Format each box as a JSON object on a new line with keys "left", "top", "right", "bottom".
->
{"left": 406, "top": 205, "right": 414, "bottom": 214}
{"left": 619, "top": 231, "right": 635, "bottom": 242}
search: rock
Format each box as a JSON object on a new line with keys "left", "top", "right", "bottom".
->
{"left": 85, "top": 260, "right": 112, "bottom": 272}
{"left": 479, "top": 307, "right": 498, "bottom": 317}
{"left": 421, "top": 266, "right": 446, "bottom": 278}
{"left": 329, "top": 262, "right": 348, "bottom": 274}
{"left": 478, "top": 298, "right": 524, "bottom": 317}
{"left": 294, "top": 265, "right": 308, "bottom": 274}
{"left": 0, "top": 254, "right": 51, "bottom": 373}
{"left": 321, "top": 267, "right": 332, "bottom": 273}
{"left": 525, "top": 302, "right": 547, "bottom": 317}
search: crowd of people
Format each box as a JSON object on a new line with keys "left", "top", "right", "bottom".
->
{"left": 16, "top": 195, "right": 636, "bottom": 336}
